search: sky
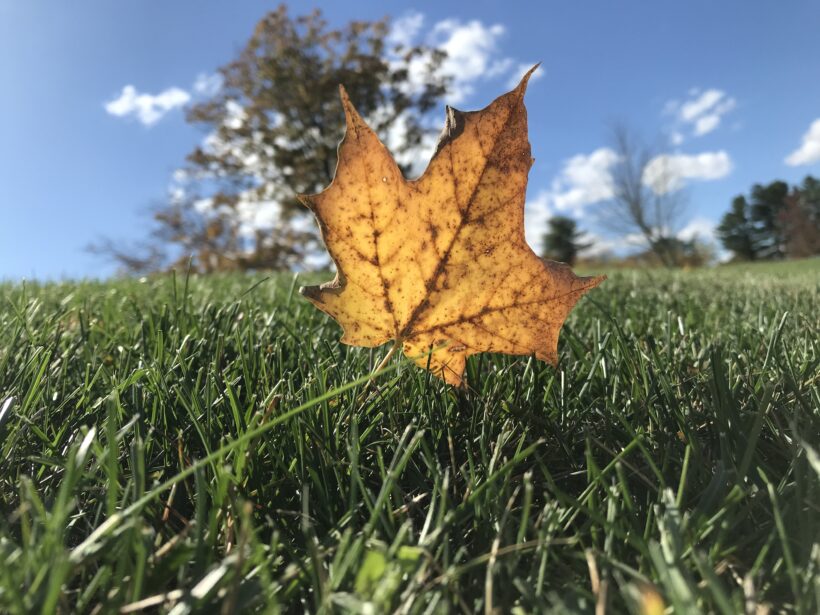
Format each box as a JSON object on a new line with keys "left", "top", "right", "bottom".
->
{"left": 2, "top": 0, "right": 819, "bottom": 280}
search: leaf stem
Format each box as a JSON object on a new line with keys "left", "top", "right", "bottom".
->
{"left": 355, "top": 340, "right": 402, "bottom": 404}
{"left": 373, "top": 339, "right": 401, "bottom": 376}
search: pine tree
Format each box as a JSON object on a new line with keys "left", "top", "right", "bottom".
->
{"left": 541, "top": 216, "right": 590, "bottom": 265}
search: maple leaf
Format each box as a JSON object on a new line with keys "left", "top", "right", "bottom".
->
{"left": 299, "top": 67, "right": 605, "bottom": 386}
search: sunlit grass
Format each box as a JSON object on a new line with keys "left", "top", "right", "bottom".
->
{"left": 1, "top": 260, "right": 818, "bottom": 612}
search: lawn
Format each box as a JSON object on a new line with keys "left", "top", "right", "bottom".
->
{"left": 1, "top": 260, "right": 818, "bottom": 613}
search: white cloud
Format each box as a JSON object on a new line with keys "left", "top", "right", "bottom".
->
{"left": 388, "top": 12, "right": 425, "bottom": 48}
{"left": 694, "top": 114, "right": 720, "bottom": 136}
{"left": 694, "top": 99, "right": 735, "bottom": 136}
{"left": 192, "top": 197, "right": 214, "bottom": 214}
{"left": 679, "top": 89, "right": 724, "bottom": 122}
{"left": 548, "top": 148, "right": 620, "bottom": 213}
{"left": 524, "top": 191, "right": 552, "bottom": 251}
{"left": 785, "top": 118, "right": 820, "bottom": 166}
{"left": 393, "top": 13, "right": 540, "bottom": 105}
{"left": 235, "top": 199, "right": 284, "bottom": 237}
{"left": 223, "top": 100, "right": 246, "bottom": 130}
{"left": 430, "top": 19, "right": 508, "bottom": 103}
{"left": 524, "top": 148, "right": 620, "bottom": 249}
{"left": 193, "top": 72, "right": 223, "bottom": 96}
{"left": 677, "top": 217, "right": 716, "bottom": 243}
{"left": 105, "top": 85, "right": 190, "bottom": 126}
{"left": 643, "top": 151, "right": 732, "bottom": 194}
{"left": 106, "top": 72, "right": 223, "bottom": 127}
{"left": 665, "top": 88, "right": 736, "bottom": 139}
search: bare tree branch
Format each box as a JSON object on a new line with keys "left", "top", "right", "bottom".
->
{"left": 600, "top": 123, "right": 687, "bottom": 267}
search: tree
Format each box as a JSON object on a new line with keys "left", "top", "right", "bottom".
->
{"left": 798, "top": 175, "right": 820, "bottom": 213}
{"left": 716, "top": 196, "right": 757, "bottom": 261}
{"left": 96, "top": 5, "right": 448, "bottom": 273}
{"left": 717, "top": 177, "right": 820, "bottom": 261}
{"left": 601, "top": 124, "right": 687, "bottom": 267}
{"left": 541, "top": 216, "right": 590, "bottom": 265}
{"left": 748, "top": 180, "right": 789, "bottom": 259}
{"left": 779, "top": 177, "right": 820, "bottom": 258}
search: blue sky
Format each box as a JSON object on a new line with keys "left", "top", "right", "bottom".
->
{"left": 2, "top": 0, "right": 819, "bottom": 279}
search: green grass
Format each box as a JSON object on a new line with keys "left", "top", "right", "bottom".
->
{"left": 1, "top": 260, "right": 818, "bottom": 613}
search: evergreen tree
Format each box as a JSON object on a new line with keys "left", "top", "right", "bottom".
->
{"left": 541, "top": 216, "right": 590, "bottom": 265}
{"left": 716, "top": 196, "right": 757, "bottom": 261}
{"left": 748, "top": 180, "right": 789, "bottom": 259}
{"left": 718, "top": 177, "right": 820, "bottom": 261}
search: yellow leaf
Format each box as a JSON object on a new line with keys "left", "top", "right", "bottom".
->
{"left": 300, "top": 66, "right": 605, "bottom": 386}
